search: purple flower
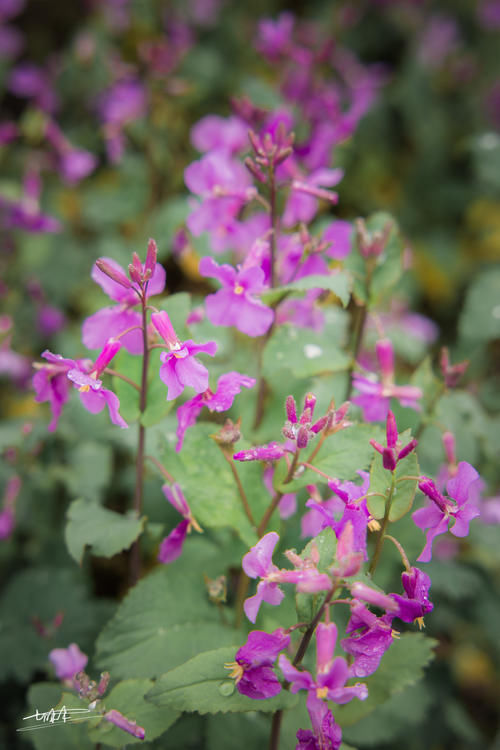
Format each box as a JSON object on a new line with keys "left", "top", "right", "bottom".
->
{"left": 158, "top": 483, "right": 202, "bottom": 564}
{"left": 49, "top": 643, "right": 88, "bottom": 683}
{"left": 0, "top": 476, "right": 20, "bottom": 540}
{"left": 45, "top": 120, "right": 97, "bottom": 184}
{"left": 151, "top": 311, "right": 217, "bottom": 401}
{"left": 412, "top": 462, "right": 481, "bottom": 562}
{"left": 282, "top": 393, "right": 329, "bottom": 449}
{"left": 8, "top": 63, "right": 58, "bottom": 112}
{"left": 282, "top": 167, "right": 343, "bottom": 228}
{"left": 0, "top": 170, "right": 61, "bottom": 234}
{"left": 279, "top": 622, "right": 367, "bottom": 703}
{"left": 185, "top": 151, "right": 255, "bottom": 249}
{"left": 322, "top": 220, "right": 353, "bottom": 260}
{"left": 352, "top": 338, "right": 422, "bottom": 422}
{"left": 104, "top": 710, "right": 145, "bottom": 740}
{"left": 98, "top": 78, "right": 147, "bottom": 162}
{"left": 199, "top": 256, "right": 274, "bottom": 337}
{"left": 256, "top": 12, "right": 295, "bottom": 60}
{"left": 225, "top": 629, "right": 290, "bottom": 700}
{"left": 33, "top": 341, "right": 128, "bottom": 430}
{"left": 191, "top": 114, "right": 248, "bottom": 154}
{"left": 341, "top": 602, "right": 397, "bottom": 678}
{"left": 242, "top": 532, "right": 285, "bottom": 623}
{"left": 175, "top": 371, "right": 256, "bottom": 451}
{"left": 233, "top": 442, "right": 288, "bottom": 463}
{"left": 369, "top": 410, "right": 417, "bottom": 472}
{"left": 82, "top": 251, "right": 166, "bottom": 354}
{"left": 296, "top": 692, "right": 342, "bottom": 750}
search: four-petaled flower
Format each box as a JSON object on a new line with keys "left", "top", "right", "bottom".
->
{"left": 151, "top": 311, "right": 217, "bottom": 401}
{"left": 49, "top": 643, "right": 88, "bottom": 684}
{"left": 412, "top": 462, "right": 481, "bottom": 562}
{"left": 199, "top": 256, "right": 274, "bottom": 337}
{"left": 224, "top": 629, "right": 290, "bottom": 699}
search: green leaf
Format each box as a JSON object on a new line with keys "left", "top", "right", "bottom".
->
{"left": 335, "top": 633, "right": 437, "bottom": 727}
{"left": 146, "top": 646, "right": 298, "bottom": 714}
{"left": 112, "top": 349, "right": 141, "bottom": 423}
{"left": 206, "top": 712, "right": 269, "bottom": 750}
{"left": 95, "top": 540, "right": 238, "bottom": 680}
{"left": 23, "top": 684, "right": 94, "bottom": 750}
{"left": 367, "top": 432, "right": 419, "bottom": 521}
{"left": 263, "top": 324, "right": 350, "bottom": 381}
{"left": 65, "top": 499, "right": 146, "bottom": 564}
{"left": 459, "top": 267, "right": 500, "bottom": 342}
{"left": 282, "top": 425, "right": 382, "bottom": 494}
{"left": 141, "top": 348, "right": 175, "bottom": 427}
{"left": 368, "top": 213, "right": 404, "bottom": 304}
{"left": 0, "top": 568, "right": 112, "bottom": 682}
{"left": 160, "top": 423, "right": 258, "bottom": 547}
{"left": 342, "top": 682, "right": 432, "bottom": 747}
{"left": 88, "top": 679, "right": 179, "bottom": 747}
{"left": 159, "top": 292, "right": 192, "bottom": 341}
{"left": 66, "top": 441, "right": 112, "bottom": 501}
{"left": 262, "top": 271, "right": 351, "bottom": 307}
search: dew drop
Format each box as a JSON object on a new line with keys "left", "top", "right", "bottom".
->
{"left": 304, "top": 344, "right": 322, "bottom": 359}
{"left": 218, "top": 680, "right": 235, "bottom": 697}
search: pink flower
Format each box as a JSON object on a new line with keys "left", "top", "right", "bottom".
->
{"left": 191, "top": 114, "right": 248, "bottom": 154}
{"left": 82, "top": 249, "right": 165, "bottom": 354}
{"left": 151, "top": 311, "right": 217, "bottom": 401}
{"left": 175, "top": 371, "right": 256, "bottom": 451}
{"left": 49, "top": 643, "right": 88, "bottom": 683}
{"left": 158, "top": 484, "right": 202, "bottom": 564}
{"left": 199, "top": 256, "right": 274, "bottom": 337}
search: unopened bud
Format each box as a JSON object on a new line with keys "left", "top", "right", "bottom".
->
{"left": 104, "top": 710, "right": 145, "bottom": 740}
{"left": 244, "top": 157, "right": 267, "bottom": 183}
{"left": 95, "top": 259, "right": 132, "bottom": 289}
{"left": 211, "top": 418, "right": 242, "bottom": 446}
{"left": 144, "top": 238, "right": 157, "bottom": 279}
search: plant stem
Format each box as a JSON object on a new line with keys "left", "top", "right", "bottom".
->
{"left": 145, "top": 454, "right": 175, "bottom": 483}
{"left": 257, "top": 449, "right": 300, "bottom": 537}
{"left": 104, "top": 368, "right": 141, "bottom": 392}
{"left": 368, "top": 473, "right": 396, "bottom": 577}
{"left": 219, "top": 447, "right": 256, "bottom": 528}
{"left": 130, "top": 296, "right": 150, "bottom": 585}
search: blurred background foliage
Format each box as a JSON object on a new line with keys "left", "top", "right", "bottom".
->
{"left": 1, "top": 0, "right": 499, "bottom": 748}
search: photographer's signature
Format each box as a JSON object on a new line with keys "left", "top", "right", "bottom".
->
{"left": 18, "top": 706, "right": 100, "bottom": 732}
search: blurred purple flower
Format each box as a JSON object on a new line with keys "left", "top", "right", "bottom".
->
{"left": 8, "top": 63, "right": 58, "bottom": 112}
{"left": 158, "top": 483, "right": 202, "bottom": 564}
{"left": 49, "top": 643, "right": 88, "bottom": 683}
{"left": 191, "top": 114, "right": 248, "bottom": 154}
{"left": 0, "top": 170, "right": 61, "bottom": 233}
{"left": 175, "top": 371, "right": 256, "bottom": 451}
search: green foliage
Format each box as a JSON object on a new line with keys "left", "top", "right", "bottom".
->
{"left": 66, "top": 441, "right": 113, "bottom": 501}
{"left": 342, "top": 682, "right": 432, "bottom": 747}
{"left": 368, "top": 433, "right": 419, "bottom": 521}
{"left": 283, "top": 424, "right": 383, "bottom": 494}
{"left": 65, "top": 499, "right": 146, "bottom": 564}
{"left": 146, "top": 646, "right": 298, "bottom": 714}
{"left": 88, "top": 679, "right": 179, "bottom": 746}
{"left": 95, "top": 540, "right": 238, "bottom": 680}
{"left": 263, "top": 323, "right": 350, "bottom": 381}
{"left": 335, "top": 633, "right": 437, "bottom": 727}
{"left": 159, "top": 423, "right": 259, "bottom": 547}
{"left": 262, "top": 271, "right": 351, "bottom": 307}
{"left": 24, "top": 684, "right": 93, "bottom": 750}
{"left": 295, "top": 528, "right": 337, "bottom": 625}
{"left": 459, "top": 267, "right": 500, "bottom": 342}
{"left": 0, "top": 568, "right": 112, "bottom": 682}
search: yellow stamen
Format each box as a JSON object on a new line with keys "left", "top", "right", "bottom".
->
{"left": 316, "top": 686, "right": 328, "bottom": 699}
{"left": 224, "top": 661, "right": 244, "bottom": 683}
{"left": 368, "top": 519, "right": 381, "bottom": 532}
{"left": 79, "top": 384, "right": 90, "bottom": 393}
{"left": 415, "top": 617, "right": 425, "bottom": 630}
{"left": 234, "top": 284, "right": 245, "bottom": 295}
{"left": 391, "top": 629, "right": 400, "bottom": 639}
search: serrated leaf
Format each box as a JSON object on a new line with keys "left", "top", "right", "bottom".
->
{"left": 146, "top": 646, "right": 298, "bottom": 714}
{"left": 160, "top": 423, "right": 258, "bottom": 547}
{"left": 95, "top": 540, "right": 238, "bottom": 680}
{"left": 262, "top": 271, "right": 351, "bottom": 307}
{"left": 367, "top": 433, "right": 419, "bottom": 521}
{"left": 88, "top": 679, "right": 179, "bottom": 746}
{"left": 65, "top": 499, "right": 146, "bottom": 564}
{"left": 23, "top": 684, "right": 94, "bottom": 750}
{"left": 263, "top": 324, "right": 350, "bottom": 380}
{"left": 0, "top": 568, "right": 112, "bottom": 682}
{"left": 282, "top": 425, "right": 382, "bottom": 494}
{"left": 335, "top": 633, "right": 437, "bottom": 727}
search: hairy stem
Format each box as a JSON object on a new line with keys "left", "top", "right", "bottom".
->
{"left": 257, "top": 449, "right": 300, "bottom": 536}
{"left": 219, "top": 448, "right": 256, "bottom": 528}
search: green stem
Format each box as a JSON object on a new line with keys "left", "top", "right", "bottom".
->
{"left": 130, "top": 296, "right": 150, "bottom": 585}
{"left": 219, "top": 446, "right": 256, "bottom": 528}
{"left": 369, "top": 473, "right": 396, "bottom": 577}
{"left": 257, "top": 449, "right": 300, "bottom": 537}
